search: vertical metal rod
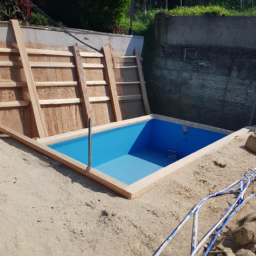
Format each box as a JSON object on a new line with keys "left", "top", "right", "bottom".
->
{"left": 180, "top": 0, "right": 182, "bottom": 7}
{"left": 85, "top": 117, "right": 92, "bottom": 175}
{"left": 249, "top": 93, "right": 256, "bottom": 126}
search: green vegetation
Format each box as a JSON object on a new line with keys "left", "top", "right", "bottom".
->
{"left": 0, "top": 0, "right": 24, "bottom": 21}
{"left": 29, "top": 12, "right": 49, "bottom": 26}
{"left": 43, "top": 0, "right": 131, "bottom": 32}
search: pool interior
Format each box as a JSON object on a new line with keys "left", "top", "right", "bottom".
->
{"left": 49, "top": 119, "right": 226, "bottom": 185}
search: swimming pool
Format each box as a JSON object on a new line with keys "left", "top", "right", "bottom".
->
{"left": 49, "top": 118, "right": 227, "bottom": 185}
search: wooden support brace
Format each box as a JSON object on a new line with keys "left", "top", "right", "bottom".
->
{"left": 73, "top": 43, "right": 92, "bottom": 125}
{"left": 10, "top": 19, "right": 48, "bottom": 138}
{"left": 134, "top": 48, "right": 151, "bottom": 115}
{"left": 103, "top": 45, "right": 122, "bottom": 122}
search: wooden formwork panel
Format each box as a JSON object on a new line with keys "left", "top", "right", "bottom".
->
{"left": 41, "top": 104, "right": 85, "bottom": 136}
{"left": 0, "top": 20, "right": 150, "bottom": 139}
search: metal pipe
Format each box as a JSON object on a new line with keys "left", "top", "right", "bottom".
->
{"left": 85, "top": 117, "right": 92, "bottom": 175}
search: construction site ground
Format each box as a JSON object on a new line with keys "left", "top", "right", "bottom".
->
{"left": 0, "top": 131, "right": 255, "bottom": 256}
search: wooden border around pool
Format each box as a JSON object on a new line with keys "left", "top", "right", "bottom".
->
{"left": 0, "top": 117, "right": 251, "bottom": 199}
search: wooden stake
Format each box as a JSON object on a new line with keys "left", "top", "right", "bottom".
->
{"left": 10, "top": 19, "right": 48, "bottom": 138}
{"left": 73, "top": 43, "right": 92, "bottom": 125}
{"left": 103, "top": 45, "right": 122, "bottom": 122}
{"left": 134, "top": 48, "right": 151, "bottom": 115}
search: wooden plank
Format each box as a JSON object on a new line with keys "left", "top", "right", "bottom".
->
{"left": 0, "top": 48, "right": 103, "bottom": 57}
{"left": 0, "top": 82, "right": 26, "bottom": 88}
{"left": 82, "top": 63, "right": 104, "bottom": 68}
{"left": 118, "top": 56, "right": 136, "bottom": 58}
{"left": 87, "top": 80, "right": 107, "bottom": 85}
{"left": 30, "top": 62, "right": 75, "bottom": 68}
{"left": 73, "top": 43, "right": 92, "bottom": 125}
{"left": 89, "top": 96, "right": 110, "bottom": 102}
{"left": 0, "top": 61, "right": 22, "bottom": 67}
{"left": 34, "top": 81, "right": 107, "bottom": 87}
{"left": 0, "top": 101, "right": 29, "bottom": 107}
{"left": 39, "top": 97, "right": 112, "bottom": 105}
{"left": 115, "top": 66, "right": 137, "bottom": 69}
{"left": 134, "top": 48, "right": 151, "bottom": 115}
{"left": 103, "top": 45, "right": 122, "bottom": 122}
{"left": 30, "top": 62, "right": 104, "bottom": 68}
{"left": 10, "top": 19, "right": 48, "bottom": 138}
{"left": 0, "top": 124, "right": 132, "bottom": 199}
{"left": 38, "top": 115, "right": 153, "bottom": 146}
{"left": 35, "top": 81, "right": 78, "bottom": 87}
{"left": 80, "top": 52, "right": 103, "bottom": 57}
{"left": 115, "top": 81, "right": 140, "bottom": 85}
{"left": 118, "top": 95, "right": 142, "bottom": 101}
{"left": 39, "top": 98, "right": 82, "bottom": 105}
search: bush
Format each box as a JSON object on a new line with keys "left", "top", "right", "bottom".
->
{"left": 29, "top": 12, "right": 49, "bottom": 26}
{"left": 167, "top": 6, "right": 234, "bottom": 16}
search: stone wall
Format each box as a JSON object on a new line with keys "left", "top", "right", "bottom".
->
{"left": 144, "top": 15, "right": 256, "bottom": 130}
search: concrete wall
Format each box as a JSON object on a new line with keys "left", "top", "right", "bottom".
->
{"left": 0, "top": 22, "right": 144, "bottom": 55}
{"left": 144, "top": 15, "right": 256, "bottom": 130}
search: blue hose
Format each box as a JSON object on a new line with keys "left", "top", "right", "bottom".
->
{"left": 153, "top": 168, "right": 256, "bottom": 256}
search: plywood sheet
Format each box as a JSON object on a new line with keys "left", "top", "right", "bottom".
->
{"left": 91, "top": 102, "right": 115, "bottom": 126}
{"left": 41, "top": 104, "right": 85, "bottom": 136}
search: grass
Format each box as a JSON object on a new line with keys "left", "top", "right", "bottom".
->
{"left": 118, "top": 6, "right": 256, "bottom": 56}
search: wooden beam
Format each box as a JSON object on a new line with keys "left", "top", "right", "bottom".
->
{"left": 0, "top": 82, "right": 26, "bottom": 88}
{"left": 115, "top": 66, "right": 137, "bottom": 69}
{"left": 115, "top": 81, "right": 140, "bottom": 85}
{"left": 118, "top": 95, "right": 142, "bottom": 101}
{"left": 10, "top": 19, "right": 48, "bottom": 138}
{"left": 30, "top": 62, "right": 104, "bottom": 68}
{"left": 0, "top": 124, "right": 132, "bottom": 199}
{"left": 87, "top": 80, "right": 107, "bottom": 85}
{"left": 0, "top": 123, "right": 86, "bottom": 175}
{"left": 134, "top": 48, "right": 151, "bottom": 115}
{"left": 30, "top": 62, "right": 75, "bottom": 68}
{"left": 89, "top": 96, "right": 110, "bottom": 102}
{"left": 39, "top": 97, "right": 112, "bottom": 105}
{"left": 73, "top": 43, "right": 92, "bottom": 124}
{"left": 0, "top": 101, "right": 29, "bottom": 107}
{"left": 80, "top": 52, "right": 103, "bottom": 57}
{"left": 118, "top": 56, "right": 136, "bottom": 58}
{"left": 35, "top": 81, "right": 78, "bottom": 87}
{"left": 34, "top": 81, "right": 107, "bottom": 87}
{"left": 0, "top": 61, "right": 22, "bottom": 67}
{"left": 39, "top": 98, "right": 82, "bottom": 105}
{"left": 0, "top": 47, "right": 103, "bottom": 57}
{"left": 103, "top": 45, "right": 122, "bottom": 122}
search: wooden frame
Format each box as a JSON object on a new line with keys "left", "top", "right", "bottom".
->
{"left": 73, "top": 43, "right": 92, "bottom": 125}
{"left": 10, "top": 19, "right": 48, "bottom": 138}
{"left": 103, "top": 45, "right": 122, "bottom": 122}
{"left": 33, "top": 114, "right": 248, "bottom": 199}
{"left": 134, "top": 48, "right": 151, "bottom": 115}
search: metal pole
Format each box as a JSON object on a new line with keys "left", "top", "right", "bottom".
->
{"left": 249, "top": 93, "right": 256, "bottom": 126}
{"left": 180, "top": 0, "right": 182, "bottom": 7}
{"left": 166, "top": 0, "right": 168, "bottom": 9}
{"left": 85, "top": 117, "right": 92, "bottom": 175}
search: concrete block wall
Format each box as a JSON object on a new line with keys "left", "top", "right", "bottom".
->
{"left": 144, "top": 15, "right": 256, "bottom": 130}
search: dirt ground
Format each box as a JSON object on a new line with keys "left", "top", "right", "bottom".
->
{"left": 0, "top": 131, "right": 255, "bottom": 256}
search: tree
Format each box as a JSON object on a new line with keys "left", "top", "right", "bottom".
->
{"left": 43, "top": 0, "right": 131, "bottom": 32}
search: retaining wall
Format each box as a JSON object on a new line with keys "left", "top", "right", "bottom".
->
{"left": 144, "top": 15, "right": 256, "bottom": 130}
